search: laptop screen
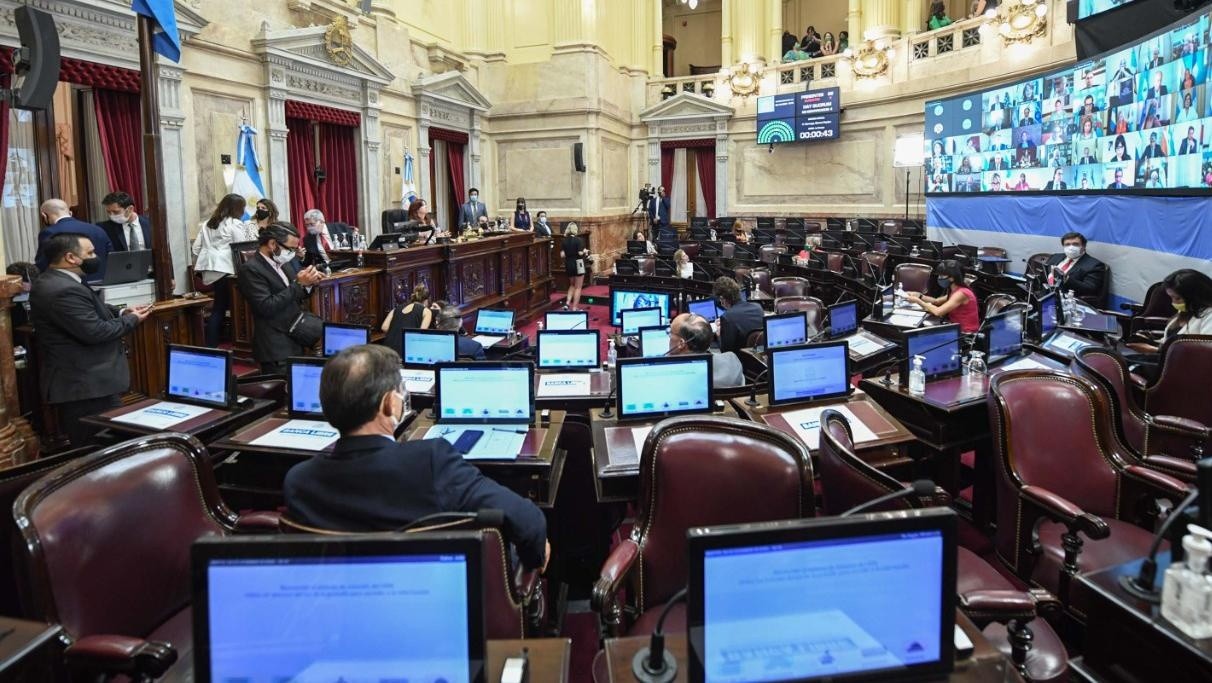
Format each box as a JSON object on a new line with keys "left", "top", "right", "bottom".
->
{"left": 829, "top": 301, "right": 858, "bottom": 337}
{"left": 402, "top": 330, "right": 457, "bottom": 368}
{"left": 764, "top": 312, "right": 809, "bottom": 348}
{"left": 902, "top": 324, "right": 962, "bottom": 384}
{"left": 1039, "top": 292, "right": 1059, "bottom": 336}
{"left": 323, "top": 323, "right": 369, "bottom": 357}
{"left": 166, "top": 346, "right": 230, "bottom": 408}
{"left": 880, "top": 285, "right": 896, "bottom": 318}
{"left": 474, "top": 309, "right": 514, "bottom": 335}
{"left": 688, "top": 510, "right": 956, "bottom": 683}
{"left": 288, "top": 359, "right": 325, "bottom": 417}
{"left": 639, "top": 325, "right": 671, "bottom": 358}
{"left": 688, "top": 297, "right": 721, "bottom": 323}
{"left": 537, "top": 330, "right": 599, "bottom": 369}
{"left": 768, "top": 342, "right": 851, "bottom": 406}
{"left": 193, "top": 535, "right": 484, "bottom": 683}
{"left": 436, "top": 363, "right": 534, "bottom": 423}
{"left": 545, "top": 310, "right": 589, "bottom": 330}
{"left": 611, "top": 289, "right": 671, "bottom": 326}
{"left": 617, "top": 355, "right": 712, "bottom": 421}
{"left": 621, "top": 307, "right": 663, "bottom": 335}
{"left": 985, "top": 310, "right": 1025, "bottom": 362}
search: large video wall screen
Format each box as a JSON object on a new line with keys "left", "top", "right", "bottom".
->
{"left": 1077, "top": 0, "right": 1140, "bottom": 21}
{"left": 925, "top": 12, "right": 1211, "bottom": 193}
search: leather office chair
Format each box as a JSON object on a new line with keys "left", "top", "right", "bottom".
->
{"left": 1140, "top": 335, "right": 1212, "bottom": 434}
{"left": 637, "top": 256, "right": 656, "bottom": 276}
{"left": 750, "top": 269, "right": 773, "bottom": 296}
{"left": 984, "top": 293, "right": 1018, "bottom": 318}
{"left": 381, "top": 208, "right": 408, "bottom": 233}
{"left": 859, "top": 251, "right": 888, "bottom": 281}
{"left": 1072, "top": 347, "right": 1208, "bottom": 476}
{"left": 759, "top": 244, "right": 786, "bottom": 265}
{"left": 773, "top": 296, "right": 825, "bottom": 329}
{"left": 1122, "top": 281, "right": 1175, "bottom": 344}
{"left": 894, "top": 262, "right": 933, "bottom": 293}
{"left": 826, "top": 251, "right": 845, "bottom": 274}
{"left": 679, "top": 242, "right": 701, "bottom": 260}
{"left": 745, "top": 329, "right": 765, "bottom": 348}
{"left": 978, "top": 246, "right": 1010, "bottom": 274}
{"left": 880, "top": 220, "right": 903, "bottom": 236}
{"left": 592, "top": 416, "right": 813, "bottom": 637}
{"left": 1026, "top": 253, "right": 1051, "bottom": 279}
{"left": 817, "top": 410, "right": 1067, "bottom": 682}
{"left": 771, "top": 276, "right": 810, "bottom": 298}
{"left": 803, "top": 221, "right": 823, "bottom": 233}
{"left": 1081, "top": 263, "right": 1110, "bottom": 310}
{"left": 988, "top": 372, "right": 1189, "bottom": 615}
{"left": 235, "top": 372, "right": 287, "bottom": 403}
{"left": 13, "top": 434, "right": 279, "bottom": 682}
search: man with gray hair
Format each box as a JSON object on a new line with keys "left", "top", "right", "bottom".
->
{"left": 300, "top": 208, "right": 354, "bottom": 268}
{"left": 668, "top": 312, "right": 745, "bottom": 387}
{"left": 435, "top": 301, "right": 487, "bottom": 360}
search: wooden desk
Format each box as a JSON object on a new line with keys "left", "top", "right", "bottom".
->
{"left": 82, "top": 397, "right": 276, "bottom": 444}
{"left": 589, "top": 405, "right": 740, "bottom": 503}
{"left": 602, "top": 613, "right": 1021, "bottom": 682}
{"left": 1072, "top": 555, "right": 1212, "bottom": 683}
{"left": 730, "top": 393, "right": 917, "bottom": 478}
{"left": 0, "top": 616, "right": 63, "bottom": 680}
{"left": 535, "top": 369, "right": 612, "bottom": 411}
{"left": 487, "top": 638, "right": 571, "bottom": 682}
{"left": 406, "top": 411, "right": 567, "bottom": 508}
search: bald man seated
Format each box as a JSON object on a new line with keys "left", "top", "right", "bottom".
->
{"left": 668, "top": 312, "right": 746, "bottom": 388}
{"left": 34, "top": 199, "right": 115, "bottom": 283}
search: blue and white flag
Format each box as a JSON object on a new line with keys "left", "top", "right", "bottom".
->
{"left": 230, "top": 123, "right": 266, "bottom": 220}
{"left": 131, "top": 0, "right": 181, "bottom": 62}
{"left": 402, "top": 150, "right": 417, "bottom": 205}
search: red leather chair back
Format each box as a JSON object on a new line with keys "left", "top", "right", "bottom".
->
{"left": 751, "top": 269, "right": 773, "bottom": 295}
{"left": 237, "top": 374, "right": 287, "bottom": 402}
{"left": 817, "top": 410, "right": 910, "bottom": 515}
{"left": 759, "top": 245, "right": 785, "bottom": 264}
{"left": 1145, "top": 335, "right": 1212, "bottom": 425}
{"left": 983, "top": 293, "right": 1018, "bottom": 318}
{"left": 14, "top": 434, "right": 237, "bottom": 641}
{"left": 773, "top": 297, "right": 824, "bottom": 329}
{"left": 637, "top": 256, "right": 656, "bottom": 276}
{"left": 978, "top": 246, "right": 1008, "bottom": 258}
{"left": 1138, "top": 281, "right": 1176, "bottom": 319}
{"left": 881, "top": 220, "right": 903, "bottom": 236}
{"left": 633, "top": 416, "right": 813, "bottom": 611}
{"left": 1072, "top": 347, "right": 1145, "bottom": 454}
{"left": 803, "top": 221, "right": 823, "bottom": 233}
{"left": 826, "top": 252, "right": 844, "bottom": 274}
{"left": 859, "top": 251, "right": 888, "bottom": 280}
{"left": 771, "top": 277, "right": 809, "bottom": 298}
{"left": 894, "top": 263, "right": 933, "bottom": 293}
{"left": 679, "top": 242, "right": 701, "bottom": 260}
{"left": 1026, "top": 253, "right": 1051, "bottom": 278}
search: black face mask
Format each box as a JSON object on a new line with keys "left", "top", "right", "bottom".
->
{"left": 79, "top": 256, "right": 101, "bottom": 275}
{"left": 254, "top": 209, "right": 270, "bottom": 220}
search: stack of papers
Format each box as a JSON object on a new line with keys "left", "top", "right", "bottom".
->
{"left": 110, "top": 401, "right": 213, "bottom": 430}
{"left": 888, "top": 312, "right": 927, "bottom": 327}
{"left": 250, "top": 419, "right": 340, "bottom": 451}
{"left": 630, "top": 425, "right": 654, "bottom": 455}
{"left": 779, "top": 404, "right": 879, "bottom": 450}
{"left": 424, "top": 425, "right": 526, "bottom": 460}
{"left": 472, "top": 335, "right": 505, "bottom": 348}
{"left": 537, "top": 373, "right": 592, "bottom": 398}
{"left": 846, "top": 334, "right": 887, "bottom": 357}
{"left": 1000, "top": 357, "right": 1051, "bottom": 372}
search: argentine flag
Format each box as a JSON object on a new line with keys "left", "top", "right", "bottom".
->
{"left": 131, "top": 1, "right": 181, "bottom": 62}
{"left": 402, "top": 150, "right": 417, "bottom": 205}
{"left": 230, "top": 123, "right": 266, "bottom": 219}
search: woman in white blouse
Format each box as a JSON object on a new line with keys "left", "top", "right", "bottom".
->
{"left": 674, "top": 248, "right": 694, "bottom": 279}
{"left": 192, "top": 193, "right": 249, "bottom": 346}
{"left": 1162, "top": 269, "right": 1212, "bottom": 341}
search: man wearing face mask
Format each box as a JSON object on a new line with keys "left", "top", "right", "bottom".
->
{"left": 301, "top": 209, "right": 338, "bottom": 270}
{"left": 34, "top": 199, "right": 113, "bottom": 283}
{"left": 1045, "top": 231, "right": 1107, "bottom": 307}
{"left": 237, "top": 222, "right": 325, "bottom": 374}
{"left": 283, "top": 344, "right": 550, "bottom": 570}
{"left": 533, "top": 211, "right": 553, "bottom": 237}
{"left": 97, "top": 191, "right": 153, "bottom": 253}
{"left": 457, "top": 188, "right": 487, "bottom": 232}
{"left": 668, "top": 313, "right": 744, "bottom": 388}
{"left": 30, "top": 233, "right": 152, "bottom": 447}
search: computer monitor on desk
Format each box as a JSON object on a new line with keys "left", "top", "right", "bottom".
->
{"left": 627, "top": 240, "right": 648, "bottom": 255}
{"left": 768, "top": 341, "right": 852, "bottom": 406}
{"left": 610, "top": 288, "right": 671, "bottom": 327}
{"left": 621, "top": 307, "right": 662, "bottom": 336}
{"left": 900, "top": 324, "right": 963, "bottom": 387}
{"left": 435, "top": 362, "right": 534, "bottom": 425}
{"left": 287, "top": 357, "right": 326, "bottom": 418}
{"left": 615, "top": 355, "right": 712, "bottom": 422}
{"left": 828, "top": 300, "right": 859, "bottom": 338}
{"left": 687, "top": 297, "right": 721, "bottom": 323}
{"left": 322, "top": 322, "right": 369, "bottom": 357}
{"left": 536, "top": 330, "right": 599, "bottom": 370}
{"left": 764, "top": 311, "right": 810, "bottom": 349}
{"left": 545, "top": 310, "right": 589, "bottom": 330}
{"left": 165, "top": 345, "right": 234, "bottom": 409}
{"left": 474, "top": 308, "right": 515, "bottom": 336}
{"left": 639, "top": 326, "right": 671, "bottom": 357}
{"left": 980, "top": 309, "right": 1026, "bottom": 365}
{"left": 402, "top": 329, "right": 457, "bottom": 369}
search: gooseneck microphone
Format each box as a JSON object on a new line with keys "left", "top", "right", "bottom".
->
{"left": 745, "top": 368, "right": 770, "bottom": 407}
{"left": 842, "top": 480, "right": 937, "bottom": 516}
{"left": 1120, "top": 486, "right": 1201, "bottom": 603}
{"left": 632, "top": 587, "right": 688, "bottom": 683}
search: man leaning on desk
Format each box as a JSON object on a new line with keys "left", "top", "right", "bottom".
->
{"left": 283, "top": 344, "right": 550, "bottom": 570}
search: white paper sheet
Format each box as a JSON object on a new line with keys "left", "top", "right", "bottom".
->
{"left": 110, "top": 401, "right": 213, "bottom": 430}
{"left": 472, "top": 335, "right": 505, "bottom": 348}
{"left": 399, "top": 368, "right": 435, "bottom": 394}
{"left": 781, "top": 404, "right": 879, "bottom": 450}
{"left": 631, "top": 425, "right": 654, "bottom": 455}
{"left": 424, "top": 424, "right": 525, "bottom": 460}
{"left": 1000, "top": 357, "right": 1051, "bottom": 373}
{"left": 250, "top": 419, "right": 340, "bottom": 451}
{"left": 537, "top": 373, "right": 592, "bottom": 397}
{"left": 888, "top": 312, "right": 927, "bottom": 327}
{"left": 846, "top": 334, "right": 887, "bottom": 357}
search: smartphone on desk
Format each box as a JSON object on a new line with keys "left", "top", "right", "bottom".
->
{"left": 453, "top": 429, "right": 484, "bottom": 454}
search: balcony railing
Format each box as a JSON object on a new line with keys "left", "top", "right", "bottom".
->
{"left": 909, "top": 15, "right": 987, "bottom": 61}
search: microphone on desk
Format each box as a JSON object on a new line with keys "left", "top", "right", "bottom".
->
{"left": 396, "top": 508, "right": 505, "bottom": 533}
{"left": 745, "top": 368, "right": 770, "bottom": 407}
{"left": 631, "top": 587, "right": 687, "bottom": 683}
{"left": 809, "top": 326, "right": 833, "bottom": 343}
{"left": 842, "top": 480, "right": 937, "bottom": 516}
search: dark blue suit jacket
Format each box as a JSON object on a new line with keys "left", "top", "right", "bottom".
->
{"left": 458, "top": 334, "right": 487, "bottom": 360}
{"left": 35, "top": 217, "right": 114, "bottom": 283}
{"left": 657, "top": 197, "right": 671, "bottom": 226}
{"left": 97, "top": 216, "right": 153, "bottom": 252}
{"left": 284, "top": 435, "right": 547, "bottom": 569}
{"left": 719, "top": 301, "right": 766, "bottom": 353}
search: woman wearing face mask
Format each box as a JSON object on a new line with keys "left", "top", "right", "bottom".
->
{"left": 533, "top": 211, "right": 553, "bottom": 237}
{"left": 904, "top": 260, "right": 980, "bottom": 333}
{"left": 245, "top": 198, "right": 279, "bottom": 241}
{"left": 192, "top": 193, "right": 247, "bottom": 346}
{"left": 513, "top": 198, "right": 531, "bottom": 231}
{"left": 1161, "top": 269, "right": 1212, "bottom": 340}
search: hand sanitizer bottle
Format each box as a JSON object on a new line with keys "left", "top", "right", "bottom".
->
{"left": 1161, "top": 524, "right": 1212, "bottom": 639}
{"left": 909, "top": 355, "right": 926, "bottom": 396}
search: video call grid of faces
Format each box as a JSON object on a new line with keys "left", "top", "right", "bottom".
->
{"left": 925, "top": 14, "right": 1212, "bottom": 193}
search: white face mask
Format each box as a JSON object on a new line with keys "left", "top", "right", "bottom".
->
{"left": 391, "top": 391, "right": 406, "bottom": 430}
{"left": 108, "top": 212, "right": 126, "bottom": 223}
{"left": 1063, "top": 245, "right": 1083, "bottom": 260}
{"left": 274, "top": 247, "right": 295, "bottom": 265}
{"left": 306, "top": 224, "right": 323, "bottom": 235}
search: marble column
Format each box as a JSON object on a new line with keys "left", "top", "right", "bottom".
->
{"left": 904, "top": 0, "right": 924, "bottom": 35}
{"left": 652, "top": 0, "right": 664, "bottom": 75}
{"left": 155, "top": 60, "right": 189, "bottom": 294}
{"left": 861, "top": 0, "right": 901, "bottom": 39}
{"left": 848, "top": 0, "right": 863, "bottom": 46}
{"left": 360, "top": 87, "right": 383, "bottom": 237}
{"left": 768, "top": 0, "right": 784, "bottom": 64}
{"left": 720, "top": 0, "right": 734, "bottom": 67}
{"left": 732, "top": 0, "right": 770, "bottom": 63}
{"left": 554, "top": 0, "right": 593, "bottom": 48}
{"left": 715, "top": 130, "right": 729, "bottom": 218}
{"left": 266, "top": 65, "right": 290, "bottom": 220}
{"left": 631, "top": 0, "right": 649, "bottom": 73}
{"left": 417, "top": 103, "right": 432, "bottom": 205}
{"left": 469, "top": 112, "right": 483, "bottom": 198}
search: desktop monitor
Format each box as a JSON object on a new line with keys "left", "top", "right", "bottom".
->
{"left": 873, "top": 284, "right": 896, "bottom": 320}
{"left": 627, "top": 240, "right": 648, "bottom": 255}
{"left": 764, "top": 311, "right": 810, "bottom": 349}
{"left": 615, "top": 259, "right": 638, "bottom": 275}
{"left": 287, "top": 357, "right": 326, "bottom": 418}
{"left": 1038, "top": 291, "right": 1061, "bottom": 337}
{"left": 639, "top": 325, "right": 671, "bottom": 358}
{"left": 687, "top": 297, "right": 721, "bottom": 323}
{"left": 402, "top": 329, "right": 458, "bottom": 369}
{"left": 536, "top": 330, "right": 600, "bottom": 369}
{"left": 435, "top": 361, "right": 534, "bottom": 424}
{"left": 828, "top": 300, "right": 859, "bottom": 338}
{"left": 474, "top": 309, "right": 515, "bottom": 335}
{"left": 164, "top": 345, "right": 233, "bottom": 409}
{"left": 611, "top": 288, "right": 671, "bottom": 326}
{"left": 191, "top": 534, "right": 485, "bottom": 683}
{"left": 621, "top": 307, "right": 663, "bottom": 336}
{"left": 322, "top": 322, "right": 369, "bottom": 357}
{"left": 687, "top": 508, "right": 957, "bottom": 683}
{"left": 768, "top": 342, "right": 852, "bottom": 406}
{"left": 982, "top": 309, "right": 1026, "bottom": 363}
{"left": 545, "top": 310, "right": 589, "bottom": 331}
{"left": 900, "top": 324, "right": 963, "bottom": 386}
{"left": 616, "top": 354, "right": 713, "bottom": 422}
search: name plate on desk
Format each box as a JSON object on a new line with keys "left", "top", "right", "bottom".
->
{"left": 250, "top": 419, "right": 340, "bottom": 451}
{"left": 537, "top": 374, "right": 592, "bottom": 398}
{"left": 772, "top": 404, "right": 880, "bottom": 450}
{"left": 399, "top": 368, "right": 436, "bottom": 394}
{"left": 110, "top": 401, "right": 215, "bottom": 430}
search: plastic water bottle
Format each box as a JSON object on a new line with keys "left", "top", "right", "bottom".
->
{"left": 606, "top": 342, "right": 617, "bottom": 372}
{"left": 355, "top": 234, "right": 365, "bottom": 268}
{"left": 895, "top": 282, "right": 906, "bottom": 305}
{"left": 910, "top": 244, "right": 920, "bottom": 258}
{"left": 967, "top": 350, "right": 987, "bottom": 379}
{"left": 1063, "top": 290, "right": 1076, "bottom": 319}
{"left": 908, "top": 356, "right": 926, "bottom": 396}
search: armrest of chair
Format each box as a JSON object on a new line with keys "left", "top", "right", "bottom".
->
{"left": 1129, "top": 372, "right": 1150, "bottom": 391}
{"left": 591, "top": 538, "right": 639, "bottom": 615}
{"left": 1020, "top": 485, "right": 1110, "bottom": 540}
{"left": 958, "top": 590, "right": 1036, "bottom": 627}
{"left": 1142, "top": 455, "right": 1199, "bottom": 480}
{"left": 1123, "top": 464, "right": 1190, "bottom": 501}
{"left": 65, "top": 636, "right": 178, "bottom": 680}
{"left": 1121, "top": 302, "right": 1144, "bottom": 314}
{"left": 1148, "top": 414, "right": 1210, "bottom": 440}
{"left": 234, "top": 510, "right": 283, "bottom": 532}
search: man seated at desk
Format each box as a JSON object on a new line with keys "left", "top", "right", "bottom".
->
{"left": 436, "top": 301, "right": 487, "bottom": 360}
{"left": 283, "top": 344, "right": 549, "bottom": 570}
{"left": 714, "top": 276, "right": 764, "bottom": 353}
{"left": 1045, "top": 231, "right": 1107, "bottom": 305}
{"left": 669, "top": 313, "right": 744, "bottom": 388}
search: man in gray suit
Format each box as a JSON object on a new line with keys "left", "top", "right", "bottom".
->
{"left": 30, "top": 232, "right": 152, "bottom": 446}
{"left": 668, "top": 312, "right": 745, "bottom": 388}
{"left": 456, "top": 187, "right": 487, "bottom": 231}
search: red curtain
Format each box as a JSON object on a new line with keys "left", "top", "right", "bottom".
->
{"left": 695, "top": 146, "right": 716, "bottom": 218}
{"left": 286, "top": 117, "right": 318, "bottom": 227}
{"left": 316, "top": 122, "right": 358, "bottom": 225}
{"left": 93, "top": 89, "right": 144, "bottom": 210}
{"left": 446, "top": 141, "right": 465, "bottom": 212}
{"left": 660, "top": 148, "right": 674, "bottom": 192}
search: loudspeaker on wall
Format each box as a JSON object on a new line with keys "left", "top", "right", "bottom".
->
{"left": 9, "top": 7, "right": 61, "bottom": 111}
{"left": 573, "top": 142, "right": 586, "bottom": 173}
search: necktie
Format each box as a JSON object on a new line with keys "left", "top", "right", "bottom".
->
{"left": 128, "top": 223, "right": 141, "bottom": 250}
{"left": 1061, "top": 259, "right": 1074, "bottom": 273}
{"left": 321, "top": 233, "right": 332, "bottom": 251}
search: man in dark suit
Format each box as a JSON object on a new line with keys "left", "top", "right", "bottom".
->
{"left": 1077, "top": 147, "right": 1098, "bottom": 165}
{"left": 1043, "top": 168, "right": 1068, "bottom": 190}
{"left": 1141, "top": 132, "right": 1165, "bottom": 160}
{"left": 1106, "top": 168, "right": 1130, "bottom": 189}
{"left": 456, "top": 188, "right": 487, "bottom": 231}
{"left": 713, "top": 276, "right": 764, "bottom": 353}
{"left": 1178, "top": 127, "right": 1200, "bottom": 155}
{"left": 236, "top": 222, "right": 324, "bottom": 374}
{"left": 1045, "top": 231, "right": 1108, "bottom": 306}
{"left": 34, "top": 199, "right": 113, "bottom": 283}
{"left": 97, "top": 191, "right": 153, "bottom": 253}
{"left": 435, "top": 302, "right": 487, "bottom": 359}
{"left": 283, "top": 344, "right": 549, "bottom": 569}
{"left": 30, "top": 233, "right": 152, "bottom": 446}
{"left": 656, "top": 185, "right": 671, "bottom": 229}
{"left": 300, "top": 209, "right": 352, "bottom": 269}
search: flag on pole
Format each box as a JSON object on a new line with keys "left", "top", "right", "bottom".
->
{"left": 402, "top": 150, "right": 417, "bottom": 205}
{"left": 131, "top": 1, "right": 182, "bottom": 62}
{"left": 230, "top": 123, "right": 266, "bottom": 220}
